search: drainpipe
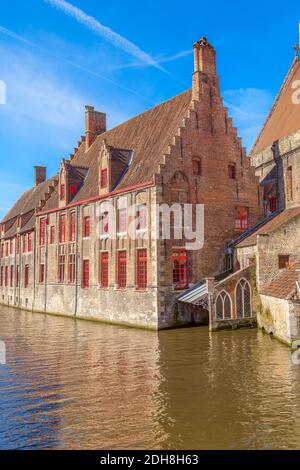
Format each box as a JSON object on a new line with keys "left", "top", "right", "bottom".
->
{"left": 74, "top": 205, "right": 79, "bottom": 316}
{"left": 32, "top": 230, "right": 36, "bottom": 311}
{"left": 44, "top": 218, "right": 48, "bottom": 312}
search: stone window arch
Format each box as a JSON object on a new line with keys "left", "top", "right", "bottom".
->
{"left": 236, "top": 278, "right": 251, "bottom": 318}
{"left": 216, "top": 290, "right": 232, "bottom": 320}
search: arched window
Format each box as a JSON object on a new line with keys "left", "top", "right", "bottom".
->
{"left": 236, "top": 279, "right": 251, "bottom": 318}
{"left": 216, "top": 291, "right": 232, "bottom": 320}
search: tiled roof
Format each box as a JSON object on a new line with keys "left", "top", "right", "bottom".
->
{"left": 1, "top": 89, "right": 192, "bottom": 228}
{"left": 260, "top": 259, "right": 300, "bottom": 299}
{"left": 1, "top": 176, "right": 57, "bottom": 223}
{"left": 70, "top": 89, "right": 192, "bottom": 201}
{"left": 251, "top": 58, "right": 300, "bottom": 155}
{"left": 235, "top": 207, "right": 300, "bottom": 248}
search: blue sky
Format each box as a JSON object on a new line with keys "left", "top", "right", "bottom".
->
{"left": 0, "top": 0, "right": 299, "bottom": 220}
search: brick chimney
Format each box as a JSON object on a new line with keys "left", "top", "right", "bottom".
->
{"left": 85, "top": 106, "right": 106, "bottom": 150}
{"left": 192, "top": 37, "right": 216, "bottom": 101}
{"left": 34, "top": 166, "right": 46, "bottom": 187}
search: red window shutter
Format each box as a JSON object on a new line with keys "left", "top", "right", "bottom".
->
{"left": 84, "top": 216, "right": 90, "bottom": 238}
{"left": 59, "top": 215, "right": 66, "bottom": 243}
{"left": 1, "top": 267, "right": 3, "bottom": 286}
{"left": 9, "top": 239, "right": 13, "bottom": 255}
{"left": 5, "top": 266, "right": 8, "bottom": 287}
{"left": 117, "top": 251, "right": 127, "bottom": 289}
{"left": 172, "top": 250, "right": 189, "bottom": 289}
{"left": 16, "top": 266, "right": 19, "bottom": 287}
{"left": 40, "top": 218, "right": 46, "bottom": 246}
{"left": 70, "top": 213, "right": 76, "bottom": 241}
{"left": 28, "top": 233, "right": 32, "bottom": 252}
{"left": 100, "top": 169, "right": 108, "bottom": 188}
{"left": 137, "top": 249, "right": 147, "bottom": 290}
{"left": 235, "top": 207, "right": 249, "bottom": 230}
{"left": 100, "top": 252, "right": 109, "bottom": 288}
{"left": 83, "top": 260, "right": 90, "bottom": 288}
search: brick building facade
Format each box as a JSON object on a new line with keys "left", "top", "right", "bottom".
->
{"left": 0, "top": 38, "right": 261, "bottom": 329}
{"left": 191, "top": 51, "right": 300, "bottom": 345}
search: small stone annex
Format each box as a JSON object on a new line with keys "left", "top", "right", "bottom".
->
{"left": 0, "top": 37, "right": 261, "bottom": 329}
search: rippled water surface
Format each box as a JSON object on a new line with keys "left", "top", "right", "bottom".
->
{"left": 0, "top": 306, "right": 300, "bottom": 449}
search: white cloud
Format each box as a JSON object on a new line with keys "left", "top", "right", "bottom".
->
{"left": 223, "top": 88, "right": 274, "bottom": 150}
{"left": 44, "top": 0, "right": 166, "bottom": 73}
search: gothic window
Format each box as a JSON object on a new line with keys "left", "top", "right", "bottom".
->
{"left": 228, "top": 163, "right": 236, "bottom": 179}
{"left": 216, "top": 291, "right": 232, "bottom": 320}
{"left": 236, "top": 279, "right": 251, "bottom": 318}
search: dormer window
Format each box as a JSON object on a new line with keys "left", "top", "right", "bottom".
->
{"left": 100, "top": 169, "right": 108, "bottom": 188}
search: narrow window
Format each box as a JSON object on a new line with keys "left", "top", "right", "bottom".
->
{"left": 83, "top": 260, "right": 90, "bottom": 288}
{"left": 101, "top": 212, "right": 109, "bottom": 236}
{"left": 70, "top": 212, "right": 76, "bottom": 242}
{"left": 118, "top": 208, "right": 127, "bottom": 233}
{"left": 278, "top": 254, "right": 290, "bottom": 269}
{"left": 100, "top": 252, "right": 109, "bottom": 288}
{"left": 235, "top": 207, "right": 249, "bottom": 230}
{"left": 193, "top": 159, "right": 202, "bottom": 176}
{"left": 69, "top": 254, "right": 76, "bottom": 284}
{"left": 28, "top": 233, "right": 32, "bottom": 252}
{"left": 39, "top": 264, "right": 45, "bottom": 283}
{"left": 5, "top": 266, "right": 8, "bottom": 287}
{"left": 40, "top": 218, "right": 47, "bottom": 246}
{"left": 9, "top": 239, "right": 13, "bottom": 255}
{"left": 172, "top": 250, "right": 189, "bottom": 289}
{"left": 23, "top": 235, "right": 27, "bottom": 253}
{"left": 136, "top": 205, "right": 147, "bottom": 231}
{"left": 0, "top": 267, "right": 3, "bottom": 286}
{"left": 137, "top": 249, "right": 147, "bottom": 290}
{"left": 24, "top": 265, "right": 29, "bottom": 288}
{"left": 83, "top": 216, "right": 90, "bottom": 238}
{"left": 58, "top": 255, "right": 65, "bottom": 283}
{"left": 100, "top": 168, "right": 108, "bottom": 188}
{"left": 117, "top": 251, "right": 127, "bottom": 289}
{"left": 287, "top": 166, "right": 293, "bottom": 200}
{"left": 50, "top": 225, "right": 55, "bottom": 244}
{"left": 59, "top": 215, "right": 66, "bottom": 244}
{"left": 60, "top": 183, "right": 65, "bottom": 201}
{"left": 228, "top": 163, "right": 236, "bottom": 179}
{"left": 10, "top": 265, "right": 14, "bottom": 287}
{"left": 269, "top": 196, "right": 277, "bottom": 213}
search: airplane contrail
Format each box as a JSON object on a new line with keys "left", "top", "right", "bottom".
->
{"left": 44, "top": 0, "right": 167, "bottom": 73}
{"left": 0, "top": 25, "right": 158, "bottom": 105}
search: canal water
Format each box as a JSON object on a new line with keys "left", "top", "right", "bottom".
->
{"left": 0, "top": 306, "right": 300, "bottom": 450}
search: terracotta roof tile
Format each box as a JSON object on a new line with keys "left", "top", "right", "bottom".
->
{"left": 260, "top": 259, "right": 300, "bottom": 299}
{"left": 70, "top": 89, "right": 192, "bottom": 202}
{"left": 252, "top": 59, "right": 300, "bottom": 154}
